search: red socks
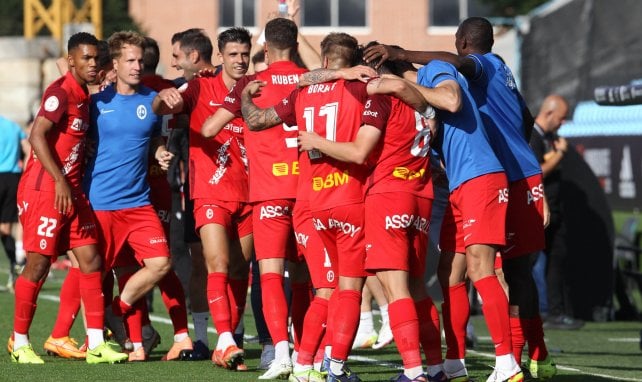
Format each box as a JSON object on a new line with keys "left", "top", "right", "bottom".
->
{"left": 415, "top": 297, "right": 443, "bottom": 365}
{"left": 389, "top": 298, "right": 422, "bottom": 369}
{"left": 297, "top": 296, "right": 329, "bottom": 366}
{"left": 159, "top": 271, "right": 189, "bottom": 335}
{"left": 51, "top": 268, "right": 81, "bottom": 338}
{"left": 442, "top": 282, "right": 469, "bottom": 359}
{"left": 330, "top": 289, "right": 361, "bottom": 361}
{"left": 524, "top": 316, "right": 549, "bottom": 361}
{"left": 13, "top": 276, "right": 40, "bottom": 335}
{"left": 290, "top": 281, "right": 313, "bottom": 350}
{"left": 261, "top": 273, "right": 289, "bottom": 343}
{"left": 510, "top": 316, "right": 525, "bottom": 363}
{"left": 227, "top": 278, "right": 249, "bottom": 335}
{"left": 207, "top": 272, "right": 232, "bottom": 334}
{"left": 79, "top": 271, "right": 104, "bottom": 331}
{"left": 474, "top": 275, "right": 512, "bottom": 356}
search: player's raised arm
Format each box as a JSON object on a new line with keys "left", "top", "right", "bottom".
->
{"left": 240, "top": 80, "right": 283, "bottom": 131}
{"left": 297, "top": 65, "right": 377, "bottom": 87}
{"left": 366, "top": 76, "right": 434, "bottom": 117}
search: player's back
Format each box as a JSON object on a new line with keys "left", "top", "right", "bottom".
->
{"left": 229, "top": 60, "right": 308, "bottom": 202}
{"left": 418, "top": 60, "right": 503, "bottom": 191}
{"left": 466, "top": 53, "right": 540, "bottom": 182}
{"left": 365, "top": 95, "right": 433, "bottom": 199}
{"left": 293, "top": 79, "right": 369, "bottom": 210}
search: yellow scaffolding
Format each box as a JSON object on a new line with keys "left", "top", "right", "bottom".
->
{"left": 24, "top": 0, "right": 102, "bottom": 40}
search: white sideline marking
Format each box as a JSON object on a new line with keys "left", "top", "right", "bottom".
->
{"left": 15, "top": 288, "right": 642, "bottom": 382}
{"left": 608, "top": 337, "right": 639, "bottom": 342}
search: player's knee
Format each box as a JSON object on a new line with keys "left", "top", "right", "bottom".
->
{"left": 146, "top": 256, "right": 171, "bottom": 277}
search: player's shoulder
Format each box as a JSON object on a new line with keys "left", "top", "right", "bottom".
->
{"left": 138, "top": 85, "right": 158, "bottom": 99}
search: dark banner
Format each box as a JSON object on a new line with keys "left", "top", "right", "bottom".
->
{"left": 570, "top": 136, "right": 642, "bottom": 211}
{"left": 520, "top": 0, "right": 642, "bottom": 111}
{"left": 559, "top": 144, "right": 615, "bottom": 320}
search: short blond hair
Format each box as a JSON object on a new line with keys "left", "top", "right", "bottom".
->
{"left": 108, "top": 31, "right": 145, "bottom": 60}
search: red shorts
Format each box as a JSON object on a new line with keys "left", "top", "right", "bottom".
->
{"left": 94, "top": 205, "right": 170, "bottom": 271}
{"left": 503, "top": 175, "right": 545, "bottom": 259}
{"left": 17, "top": 189, "right": 97, "bottom": 256}
{"left": 312, "top": 203, "right": 366, "bottom": 278}
{"left": 364, "top": 193, "right": 432, "bottom": 278}
{"left": 193, "top": 199, "right": 252, "bottom": 239}
{"left": 252, "top": 199, "right": 298, "bottom": 262}
{"left": 440, "top": 172, "right": 508, "bottom": 253}
{"left": 293, "top": 200, "right": 337, "bottom": 289}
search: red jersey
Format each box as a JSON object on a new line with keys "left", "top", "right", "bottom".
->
{"left": 275, "top": 80, "right": 370, "bottom": 211}
{"left": 362, "top": 95, "right": 433, "bottom": 199}
{"left": 181, "top": 74, "right": 248, "bottom": 202}
{"left": 20, "top": 71, "right": 90, "bottom": 193}
{"left": 222, "top": 61, "right": 308, "bottom": 202}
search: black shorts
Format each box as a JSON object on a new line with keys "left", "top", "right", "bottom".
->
{"left": 0, "top": 172, "right": 20, "bottom": 223}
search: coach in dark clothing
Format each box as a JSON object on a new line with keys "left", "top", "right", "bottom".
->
{"left": 530, "top": 94, "right": 584, "bottom": 330}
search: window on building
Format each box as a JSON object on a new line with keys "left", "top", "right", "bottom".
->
{"left": 220, "top": 0, "right": 256, "bottom": 27}
{"left": 430, "top": 0, "right": 492, "bottom": 27}
{"left": 302, "top": 0, "right": 366, "bottom": 27}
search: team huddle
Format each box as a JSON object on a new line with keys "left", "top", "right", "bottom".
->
{"left": 9, "top": 14, "right": 556, "bottom": 382}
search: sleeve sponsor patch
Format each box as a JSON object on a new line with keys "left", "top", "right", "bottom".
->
{"left": 44, "top": 96, "right": 60, "bottom": 112}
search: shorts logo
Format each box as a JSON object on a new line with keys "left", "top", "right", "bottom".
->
{"left": 136, "top": 105, "right": 147, "bottom": 120}
{"left": 295, "top": 232, "right": 309, "bottom": 248}
{"left": 385, "top": 214, "right": 429, "bottom": 233}
{"left": 206, "top": 208, "right": 214, "bottom": 219}
{"left": 498, "top": 188, "right": 509, "bottom": 203}
{"left": 527, "top": 183, "right": 544, "bottom": 205}
{"left": 328, "top": 218, "right": 361, "bottom": 238}
{"left": 80, "top": 223, "right": 96, "bottom": 231}
{"left": 326, "top": 270, "right": 335, "bottom": 283}
{"left": 149, "top": 236, "right": 167, "bottom": 245}
{"left": 39, "top": 239, "right": 47, "bottom": 250}
{"left": 44, "top": 96, "right": 59, "bottom": 112}
{"left": 259, "top": 205, "right": 290, "bottom": 220}
{"left": 463, "top": 219, "right": 476, "bottom": 229}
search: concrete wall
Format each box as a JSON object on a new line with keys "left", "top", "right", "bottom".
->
{"left": 0, "top": 37, "right": 60, "bottom": 127}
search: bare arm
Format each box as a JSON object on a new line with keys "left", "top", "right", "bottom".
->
{"left": 363, "top": 44, "right": 477, "bottom": 78}
{"left": 201, "top": 108, "right": 236, "bottom": 138}
{"left": 366, "top": 76, "right": 430, "bottom": 115}
{"left": 240, "top": 80, "right": 284, "bottom": 131}
{"left": 409, "top": 79, "right": 461, "bottom": 113}
{"left": 152, "top": 88, "right": 185, "bottom": 115}
{"left": 297, "top": 124, "right": 381, "bottom": 165}
{"left": 29, "top": 116, "right": 73, "bottom": 214}
{"left": 298, "top": 65, "right": 377, "bottom": 87}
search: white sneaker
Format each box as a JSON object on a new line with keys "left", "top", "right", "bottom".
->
{"left": 352, "top": 328, "right": 378, "bottom": 349}
{"left": 258, "top": 357, "right": 293, "bottom": 379}
{"left": 486, "top": 366, "right": 523, "bottom": 382}
{"left": 372, "top": 320, "right": 393, "bottom": 349}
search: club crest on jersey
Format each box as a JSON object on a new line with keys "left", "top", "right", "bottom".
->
{"left": 137, "top": 105, "right": 147, "bottom": 120}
